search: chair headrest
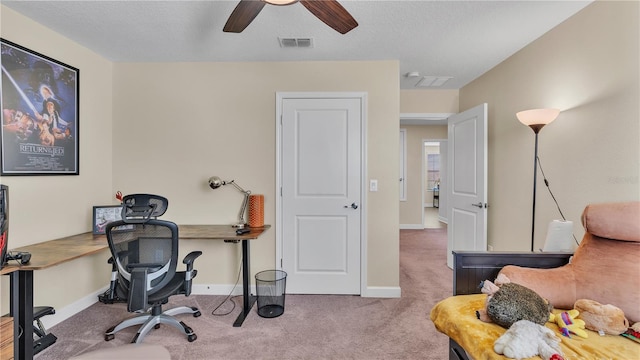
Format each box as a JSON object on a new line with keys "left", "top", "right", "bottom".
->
{"left": 121, "top": 194, "right": 168, "bottom": 223}
{"left": 581, "top": 201, "right": 640, "bottom": 242}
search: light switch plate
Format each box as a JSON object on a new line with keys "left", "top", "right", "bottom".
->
{"left": 370, "top": 179, "right": 378, "bottom": 192}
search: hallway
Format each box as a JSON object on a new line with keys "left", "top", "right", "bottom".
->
{"left": 424, "top": 206, "right": 445, "bottom": 229}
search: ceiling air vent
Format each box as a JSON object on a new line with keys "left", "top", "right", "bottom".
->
{"left": 416, "top": 76, "right": 453, "bottom": 88}
{"left": 279, "top": 37, "right": 314, "bottom": 48}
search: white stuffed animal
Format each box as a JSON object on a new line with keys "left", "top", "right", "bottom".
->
{"left": 494, "top": 320, "right": 564, "bottom": 360}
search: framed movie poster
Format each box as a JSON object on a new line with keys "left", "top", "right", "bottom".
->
{"left": 1, "top": 38, "right": 79, "bottom": 175}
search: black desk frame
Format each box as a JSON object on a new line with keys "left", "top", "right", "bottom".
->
{"left": 9, "top": 269, "right": 34, "bottom": 360}
{"left": 233, "top": 239, "right": 257, "bottom": 327}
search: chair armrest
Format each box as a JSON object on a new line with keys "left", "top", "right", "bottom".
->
{"left": 182, "top": 251, "right": 202, "bottom": 296}
{"left": 182, "top": 251, "right": 202, "bottom": 271}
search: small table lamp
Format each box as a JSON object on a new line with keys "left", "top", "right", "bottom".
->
{"left": 208, "top": 176, "right": 251, "bottom": 228}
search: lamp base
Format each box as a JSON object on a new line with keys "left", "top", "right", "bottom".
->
{"left": 233, "top": 223, "right": 246, "bottom": 229}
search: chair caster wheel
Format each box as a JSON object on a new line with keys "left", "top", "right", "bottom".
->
{"left": 188, "top": 334, "right": 197, "bottom": 342}
{"left": 194, "top": 311, "right": 201, "bottom": 317}
{"left": 105, "top": 334, "right": 114, "bottom": 341}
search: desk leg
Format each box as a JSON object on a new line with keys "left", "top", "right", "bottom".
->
{"left": 10, "top": 270, "right": 34, "bottom": 360}
{"left": 233, "top": 239, "right": 256, "bottom": 327}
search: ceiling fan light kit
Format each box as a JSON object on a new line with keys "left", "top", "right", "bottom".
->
{"left": 224, "top": 0, "right": 358, "bottom": 34}
{"left": 263, "top": 0, "right": 298, "bottom": 5}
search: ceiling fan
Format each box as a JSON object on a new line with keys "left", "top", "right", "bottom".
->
{"left": 223, "top": 0, "right": 358, "bottom": 34}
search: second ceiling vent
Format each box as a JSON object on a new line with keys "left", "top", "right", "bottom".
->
{"left": 279, "top": 38, "right": 314, "bottom": 48}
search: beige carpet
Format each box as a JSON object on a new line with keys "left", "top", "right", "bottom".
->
{"left": 35, "top": 228, "right": 452, "bottom": 360}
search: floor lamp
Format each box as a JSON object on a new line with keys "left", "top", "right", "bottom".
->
{"left": 516, "top": 108, "right": 560, "bottom": 252}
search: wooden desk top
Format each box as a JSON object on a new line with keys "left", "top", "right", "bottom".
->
{"left": 179, "top": 224, "right": 270, "bottom": 240}
{"left": 3, "top": 224, "right": 270, "bottom": 272}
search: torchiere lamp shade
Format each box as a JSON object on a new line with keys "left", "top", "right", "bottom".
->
{"left": 516, "top": 108, "right": 560, "bottom": 133}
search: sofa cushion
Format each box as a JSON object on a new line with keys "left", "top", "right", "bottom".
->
{"left": 582, "top": 201, "right": 640, "bottom": 242}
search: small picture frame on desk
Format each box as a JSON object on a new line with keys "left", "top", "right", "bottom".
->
{"left": 92, "top": 205, "right": 132, "bottom": 235}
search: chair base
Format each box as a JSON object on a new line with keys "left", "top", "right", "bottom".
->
{"left": 105, "top": 306, "right": 201, "bottom": 343}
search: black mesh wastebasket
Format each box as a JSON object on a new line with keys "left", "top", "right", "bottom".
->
{"left": 255, "top": 270, "right": 287, "bottom": 318}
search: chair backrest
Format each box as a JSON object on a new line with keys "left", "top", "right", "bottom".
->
{"left": 106, "top": 219, "right": 179, "bottom": 295}
{"left": 106, "top": 194, "right": 178, "bottom": 311}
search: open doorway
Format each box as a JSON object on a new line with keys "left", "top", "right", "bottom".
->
{"left": 423, "top": 140, "right": 447, "bottom": 229}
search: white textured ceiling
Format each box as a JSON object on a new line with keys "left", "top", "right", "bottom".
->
{"left": 1, "top": 0, "right": 592, "bottom": 89}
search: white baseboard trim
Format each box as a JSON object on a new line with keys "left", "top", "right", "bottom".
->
{"left": 191, "top": 284, "right": 249, "bottom": 296}
{"left": 38, "top": 283, "right": 400, "bottom": 330}
{"left": 40, "top": 286, "right": 110, "bottom": 330}
{"left": 362, "top": 286, "right": 401, "bottom": 298}
{"left": 400, "top": 224, "right": 423, "bottom": 230}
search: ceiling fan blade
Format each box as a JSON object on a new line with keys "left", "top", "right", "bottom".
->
{"left": 300, "top": 0, "right": 358, "bottom": 34}
{"left": 223, "top": 0, "right": 267, "bottom": 33}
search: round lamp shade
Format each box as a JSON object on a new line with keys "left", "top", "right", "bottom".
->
{"left": 517, "top": 108, "right": 560, "bottom": 133}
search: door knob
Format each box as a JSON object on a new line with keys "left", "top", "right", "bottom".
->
{"left": 471, "top": 202, "right": 483, "bottom": 208}
{"left": 344, "top": 202, "right": 358, "bottom": 209}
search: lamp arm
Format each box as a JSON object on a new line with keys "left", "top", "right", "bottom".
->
{"left": 228, "top": 180, "right": 249, "bottom": 195}
{"left": 227, "top": 180, "right": 251, "bottom": 226}
{"left": 235, "top": 191, "right": 249, "bottom": 225}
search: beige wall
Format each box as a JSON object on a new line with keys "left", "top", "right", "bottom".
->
{"left": 460, "top": 1, "right": 640, "bottom": 251}
{"left": 112, "top": 61, "right": 401, "bottom": 289}
{"left": 1, "top": 6, "right": 114, "bottom": 313}
{"left": 399, "top": 89, "right": 458, "bottom": 226}
{"left": 1, "top": 5, "right": 401, "bottom": 316}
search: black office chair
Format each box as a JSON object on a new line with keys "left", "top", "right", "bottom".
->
{"left": 104, "top": 194, "right": 202, "bottom": 343}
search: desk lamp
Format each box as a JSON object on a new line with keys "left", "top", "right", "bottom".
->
{"left": 516, "top": 108, "right": 560, "bottom": 252}
{"left": 208, "top": 176, "right": 251, "bottom": 228}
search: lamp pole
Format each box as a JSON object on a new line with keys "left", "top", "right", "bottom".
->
{"left": 517, "top": 108, "right": 559, "bottom": 253}
{"left": 530, "top": 130, "right": 540, "bottom": 252}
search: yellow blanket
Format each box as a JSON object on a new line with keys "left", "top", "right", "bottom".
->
{"left": 430, "top": 294, "right": 640, "bottom": 360}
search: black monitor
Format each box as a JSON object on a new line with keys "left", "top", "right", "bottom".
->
{"left": 0, "top": 184, "right": 8, "bottom": 269}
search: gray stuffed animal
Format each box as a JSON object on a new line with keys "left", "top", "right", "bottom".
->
{"left": 476, "top": 274, "right": 552, "bottom": 328}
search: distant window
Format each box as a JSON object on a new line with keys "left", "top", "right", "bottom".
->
{"left": 427, "top": 154, "right": 440, "bottom": 190}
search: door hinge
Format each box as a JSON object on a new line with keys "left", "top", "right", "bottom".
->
{"left": 280, "top": 258, "right": 283, "bottom": 268}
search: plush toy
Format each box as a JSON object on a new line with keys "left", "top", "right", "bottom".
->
{"left": 476, "top": 274, "right": 552, "bottom": 328}
{"left": 549, "top": 309, "right": 588, "bottom": 338}
{"left": 622, "top": 322, "right": 640, "bottom": 343}
{"left": 574, "top": 299, "right": 629, "bottom": 335}
{"left": 494, "top": 319, "right": 564, "bottom": 360}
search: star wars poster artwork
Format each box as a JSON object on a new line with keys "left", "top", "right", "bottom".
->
{"left": 1, "top": 38, "right": 79, "bottom": 175}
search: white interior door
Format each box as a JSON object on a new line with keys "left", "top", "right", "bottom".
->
{"left": 447, "top": 104, "right": 488, "bottom": 268}
{"left": 278, "top": 94, "right": 363, "bottom": 294}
